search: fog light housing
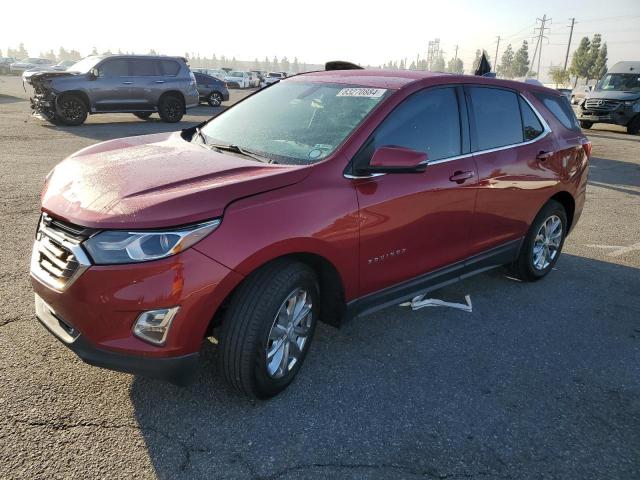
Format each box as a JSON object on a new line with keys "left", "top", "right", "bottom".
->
{"left": 133, "top": 307, "right": 180, "bottom": 346}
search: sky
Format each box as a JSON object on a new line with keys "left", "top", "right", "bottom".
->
{"left": 1, "top": 0, "right": 639, "bottom": 81}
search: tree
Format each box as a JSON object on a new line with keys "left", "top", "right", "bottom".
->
{"left": 471, "top": 50, "right": 482, "bottom": 72}
{"left": 91, "top": 46, "right": 99, "bottom": 56}
{"left": 590, "top": 38, "right": 607, "bottom": 80}
{"left": 409, "top": 60, "right": 417, "bottom": 70}
{"left": 281, "top": 56, "right": 290, "bottom": 73}
{"left": 498, "top": 44, "right": 514, "bottom": 78}
{"left": 447, "top": 57, "right": 464, "bottom": 74}
{"left": 549, "top": 66, "right": 570, "bottom": 87}
{"left": 273, "top": 56, "right": 279, "bottom": 71}
{"left": 263, "top": 56, "right": 270, "bottom": 71}
{"left": 511, "top": 41, "right": 530, "bottom": 78}
{"left": 570, "top": 36, "right": 591, "bottom": 85}
{"left": 292, "top": 57, "right": 300, "bottom": 73}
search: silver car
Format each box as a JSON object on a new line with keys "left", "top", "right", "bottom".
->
{"left": 24, "top": 55, "right": 199, "bottom": 125}
{"left": 10, "top": 57, "right": 53, "bottom": 75}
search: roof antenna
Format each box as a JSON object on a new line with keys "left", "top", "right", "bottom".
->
{"left": 325, "top": 61, "right": 363, "bottom": 71}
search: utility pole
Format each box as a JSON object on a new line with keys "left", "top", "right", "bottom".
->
{"left": 494, "top": 36, "right": 500, "bottom": 72}
{"left": 454, "top": 45, "right": 459, "bottom": 60}
{"left": 533, "top": 14, "right": 551, "bottom": 78}
{"left": 563, "top": 17, "right": 575, "bottom": 72}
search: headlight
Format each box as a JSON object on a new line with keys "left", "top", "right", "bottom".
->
{"left": 84, "top": 219, "right": 220, "bottom": 265}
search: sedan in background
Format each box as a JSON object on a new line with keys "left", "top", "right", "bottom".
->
{"left": 10, "top": 57, "right": 54, "bottom": 75}
{"left": 224, "top": 71, "right": 252, "bottom": 89}
{"left": 194, "top": 72, "right": 230, "bottom": 107}
{"left": 0, "top": 57, "right": 16, "bottom": 74}
{"left": 52, "top": 60, "right": 78, "bottom": 71}
{"left": 263, "top": 72, "right": 285, "bottom": 86}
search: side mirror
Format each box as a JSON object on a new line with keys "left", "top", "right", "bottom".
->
{"left": 360, "top": 146, "right": 428, "bottom": 174}
{"left": 89, "top": 67, "right": 99, "bottom": 80}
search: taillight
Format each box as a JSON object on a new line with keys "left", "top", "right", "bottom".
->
{"left": 580, "top": 138, "right": 592, "bottom": 158}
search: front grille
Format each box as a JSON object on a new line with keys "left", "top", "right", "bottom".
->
{"left": 31, "top": 214, "right": 94, "bottom": 290}
{"left": 584, "top": 99, "right": 621, "bottom": 111}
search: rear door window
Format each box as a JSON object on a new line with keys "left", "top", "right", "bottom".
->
{"left": 534, "top": 92, "right": 581, "bottom": 131}
{"left": 100, "top": 59, "right": 129, "bottom": 77}
{"left": 358, "top": 87, "right": 462, "bottom": 164}
{"left": 131, "top": 59, "right": 158, "bottom": 76}
{"left": 468, "top": 87, "right": 523, "bottom": 150}
{"left": 160, "top": 60, "right": 180, "bottom": 76}
{"left": 519, "top": 97, "right": 545, "bottom": 140}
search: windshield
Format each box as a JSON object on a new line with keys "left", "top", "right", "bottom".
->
{"left": 268, "top": 73, "right": 281, "bottom": 78}
{"left": 200, "top": 81, "right": 390, "bottom": 165}
{"left": 596, "top": 73, "right": 640, "bottom": 93}
{"left": 67, "top": 56, "right": 101, "bottom": 73}
{"left": 22, "top": 58, "right": 41, "bottom": 63}
{"left": 229, "top": 71, "right": 244, "bottom": 77}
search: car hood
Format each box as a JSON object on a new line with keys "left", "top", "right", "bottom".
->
{"left": 586, "top": 90, "right": 640, "bottom": 101}
{"left": 41, "top": 131, "right": 309, "bottom": 229}
{"left": 23, "top": 70, "right": 77, "bottom": 85}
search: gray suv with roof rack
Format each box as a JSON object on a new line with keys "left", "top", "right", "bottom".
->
{"left": 24, "top": 55, "right": 199, "bottom": 126}
{"left": 573, "top": 61, "right": 640, "bottom": 134}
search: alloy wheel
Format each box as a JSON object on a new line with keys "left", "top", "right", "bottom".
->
{"left": 266, "top": 288, "right": 313, "bottom": 379}
{"left": 532, "top": 214, "right": 562, "bottom": 270}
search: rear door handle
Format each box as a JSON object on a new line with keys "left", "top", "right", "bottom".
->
{"left": 536, "top": 151, "right": 554, "bottom": 161}
{"left": 155, "top": 80, "right": 165, "bottom": 84}
{"left": 449, "top": 170, "right": 474, "bottom": 184}
{"left": 122, "top": 81, "right": 133, "bottom": 85}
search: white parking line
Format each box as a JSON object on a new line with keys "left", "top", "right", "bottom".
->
{"left": 584, "top": 242, "right": 640, "bottom": 257}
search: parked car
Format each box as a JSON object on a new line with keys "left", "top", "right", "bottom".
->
{"left": 31, "top": 71, "right": 590, "bottom": 398}
{"left": 10, "top": 57, "right": 54, "bottom": 74}
{"left": 573, "top": 61, "right": 640, "bottom": 134}
{"left": 194, "top": 72, "right": 230, "bottom": 106}
{"left": 23, "top": 55, "right": 199, "bottom": 125}
{"left": 250, "top": 70, "right": 266, "bottom": 84}
{"left": 0, "top": 57, "right": 16, "bottom": 74}
{"left": 263, "top": 72, "right": 285, "bottom": 85}
{"left": 570, "top": 84, "right": 593, "bottom": 104}
{"left": 224, "top": 71, "right": 251, "bottom": 88}
{"left": 205, "top": 69, "right": 226, "bottom": 80}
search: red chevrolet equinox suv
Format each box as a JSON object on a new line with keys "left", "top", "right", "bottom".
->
{"left": 31, "top": 70, "right": 590, "bottom": 398}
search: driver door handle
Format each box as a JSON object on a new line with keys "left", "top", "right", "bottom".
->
{"left": 449, "top": 170, "right": 474, "bottom": 184}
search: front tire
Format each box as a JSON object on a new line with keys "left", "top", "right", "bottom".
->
{"left": 628, "top": 116, "right": 640, "bottom": 135}
{"left": 158, "top": 94, "right": 184, "bottom": 123}
{"left": 219, "top": 260, "right": 319, "bottom": 399}
{"left": 509, "top": 200, "right": 567, "bottom": 282}
{"left": 580, "top": 120, "right": 593, "bottom": 129}
{"left": 56, "top": 94, "right": 88, "bottom": 126}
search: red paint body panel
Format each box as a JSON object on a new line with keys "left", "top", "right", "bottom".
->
{"left": 32, "top": 71, "right": 590, "bottom": 369}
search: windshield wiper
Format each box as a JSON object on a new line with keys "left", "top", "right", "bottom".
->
{"left": 207, "top": 143, "right": 269, "bottom": 163}
{"left": 192, "top": 127, "right": 208, "bottom": 145}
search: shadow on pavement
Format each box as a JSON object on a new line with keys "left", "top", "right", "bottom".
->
{"left": 588, "top": 155, "right": 640, "bottom": 195}
{"left": 130, "top": 254, "right": 640, "bottom": 479}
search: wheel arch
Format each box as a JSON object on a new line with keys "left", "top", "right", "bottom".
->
{"left": 55, "top": 90, "right": 91, "bottom": 112}
{"left": 159, "top": 90, "right": 186, "bottom": 112}
{"left": 206, "top": 251, "right": 347, "bottom": 338}
{"left": 548, "top": 191, "right": 575, "bottom": 231}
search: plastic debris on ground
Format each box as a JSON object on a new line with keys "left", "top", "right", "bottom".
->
{"left": 400, "top": 294, "right": 473, "bottom": 312}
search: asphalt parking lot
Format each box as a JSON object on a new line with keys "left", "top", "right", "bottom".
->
{"left": 1, "top": 74, "right": 639, "bottom": 479}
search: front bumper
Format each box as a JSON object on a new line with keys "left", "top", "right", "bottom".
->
{"left": 31, "top": 243, "right": 243, "bottom": 382}
{"left": 35, "top": 294, "right": 199, "bottom": 385}
{"left": 574, "top": 105, "right": 637, "bottom": 126}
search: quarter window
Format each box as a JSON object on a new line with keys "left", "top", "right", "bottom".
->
{"left": 160, "top": 60, "right": 180, "bottom": 76}
{"left": 358, "top": 87, "right": 462, "bottom": 165}
{"left": 100, "top": 59, "right": 129, "bottom": 77}
{"left": 534, "top": 92, "right": 581, "bottom": 131}
{"left": 519, "top": 97, "right": 544, "bottom": 140}
{"left": 469, "top": 87, "right": 522, "bottom": 151}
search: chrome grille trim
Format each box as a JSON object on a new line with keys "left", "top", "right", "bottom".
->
{"left": 584, "top": 99, "right": 621, "bottom": 111}
{"left": 30, "top": 215, "right": 92, "bottom": 292}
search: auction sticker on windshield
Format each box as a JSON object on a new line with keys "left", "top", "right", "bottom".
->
{"left": 337, "top": 88, "right": 387, "bottom": 98}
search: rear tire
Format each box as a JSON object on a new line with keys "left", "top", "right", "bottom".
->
{"left": 134, "top": 112, "right": 153, "bottom": 120}
{"left": 207, "top": 91, "right": 223, "bottom": 107}
{"left": 56, "top": 94, "right": 88, "bottom": 126}
{"left": 219, "top": 260, "right": 319, "bottom": 399}
{"left": 508, "top": 200, "right": 567, "bottom": 282}
{"left": 580, "top": 120, "right": 593, "bottom": 129}
{"left": 628, "top": 116, "right": 640, "bottom": 135}
{"left": 158, "top": 94, "right": 184, "bottom": 123}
